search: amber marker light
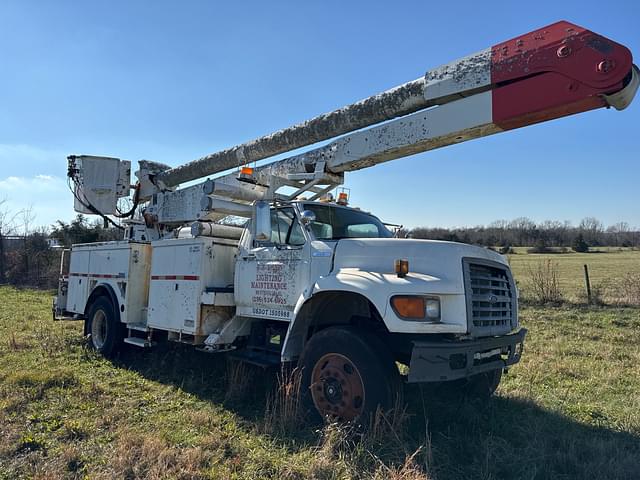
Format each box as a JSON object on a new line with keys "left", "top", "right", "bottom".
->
{"left": 394, "top": 259, "right": 409, "bottom": 278}
{"left": 237, "top": 166, "right": 257, "bottom": 184}
{"left": 390, "top": 296, "right": 425, "bottom": 320}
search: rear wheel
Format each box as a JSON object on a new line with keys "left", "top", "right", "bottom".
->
{"left": 85, "top": 296, "right": 123, "bottom": 357}
{"left": 299, "top": 327, "right": 400, "bottom": 423}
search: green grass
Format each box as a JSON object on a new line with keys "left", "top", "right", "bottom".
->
{"left": 1, "top": 287, "right": 639, "bottom": 479}
{"left": 507, "top": 249, "right": 640, "bottom": 303}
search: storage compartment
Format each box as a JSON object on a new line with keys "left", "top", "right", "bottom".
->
{"left": 147, "top": 237, "right": 236, "bottom": 335}
{"left": 65, "top": 241, "right": 151, "bottom": 325}
{"left": 67, "top": 249, "right": 91, "bottom": 313}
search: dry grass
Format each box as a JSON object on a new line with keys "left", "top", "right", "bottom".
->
{"left": 509, "top": 249, "right": 640, "bottom": 304}
{"left": 223, "top": 358, "right": 256, "bottom": 404}
{"left": 96, "top": 431, "right": 212, "bottom": 480}
{"left": 261, "top": 367, "right": 303, "bottom": 436}
{"left": 616, "top": 272, "right": 640, "bottom": 305}
{"left": 0, "top": 287, "right": 639, "bottom": 479}
{"left": 371, "top": 450, "right": 431, "bottom": 480}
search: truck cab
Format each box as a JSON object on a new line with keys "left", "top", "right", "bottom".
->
{"left": 231, "top": 200, "right": 526, "bottom": 420}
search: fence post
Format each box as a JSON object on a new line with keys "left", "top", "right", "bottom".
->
{"left": 583, "top": 264, "right": 592, "bottom": 304}
{"left": 0, "top": 233, "right": 4, "bottom": 284}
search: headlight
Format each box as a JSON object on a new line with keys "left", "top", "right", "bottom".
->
{"left": 425, "top": 297, "right": 440, "bottom": 320}
{"left": 390, "top": 296, "right": 440, "bottom": 322}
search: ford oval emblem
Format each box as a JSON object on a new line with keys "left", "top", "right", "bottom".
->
{"left": 489, "top": 295, "right": 498, "bottom": 304}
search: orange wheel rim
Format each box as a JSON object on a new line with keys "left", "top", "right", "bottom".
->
{"left": 310, "top": 353, "right": 365, "bottom": 421}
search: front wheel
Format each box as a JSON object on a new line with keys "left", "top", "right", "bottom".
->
{"left": 464, "top": 368, "right": 502, "bottom": 398}
{"left": 440, "top": 367, "right": 502, "bottom": 399}
{"left": 85, "top": 296, "right": 123, "bottom": 357}
{"left": 298, "top": 327, "right": 400, "bottom": 423}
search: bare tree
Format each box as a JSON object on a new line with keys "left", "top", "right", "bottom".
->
{"left": 579, "top": 217, "right": 604, "bottom": 246}
{"left": 410, "top": 217, "right": 639, "bottom": 248}
{"left": 19, "top": 205, "right": 36, "bottom": 235}
{"left": 509, "top": 217, "right": 537, "bottom": 246}
{"left": 607, "top": 222, "right": 631, "bottom": 246}
{"left": 0, "top": 199, "right": 19, "bottom": 284}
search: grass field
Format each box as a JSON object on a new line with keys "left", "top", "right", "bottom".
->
{"left": 1, "top": 286, "right": 639, "bottom": 479}
{"left": 507, "top": 249, "right": 640, "bottom": 304}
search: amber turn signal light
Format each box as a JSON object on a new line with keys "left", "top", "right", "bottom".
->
{"left": 390, "top": 296, "right": 425, "bottom": 320}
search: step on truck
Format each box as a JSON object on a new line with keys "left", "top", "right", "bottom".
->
{"left": 53, "top": 21, "right": 638, "bottom": 422}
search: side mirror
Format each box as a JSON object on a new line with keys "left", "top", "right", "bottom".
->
{"left": 300, "top": 210, "right": 316, "bottom": 226}
{"left": 253, "top": 201, "right": 271, "bottom": 242}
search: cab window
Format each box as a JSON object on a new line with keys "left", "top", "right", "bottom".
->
{"left": 303, "top": 204, "right": 392, "bottom": 240}
{"left": 346, "top": 223, "right": 379, "bottom": 238}
{"left": 270, "top": 208, "right": 305, "bottom": 246}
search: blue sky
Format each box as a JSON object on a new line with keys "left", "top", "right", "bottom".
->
{"left": 0, "top": 1, "right": 638, "bottom": 231}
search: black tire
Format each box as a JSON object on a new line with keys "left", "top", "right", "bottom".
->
{"left": 440, "top": 367, "right": 502, "bottom": 399}
{"left": 464, "top": 368, "right": 502, "bottom": 398}
{"left": 85, "top": 296, "right": 124, "bottom": 357}
{"left": 298, "top": 326, "right": 400, "bottom": 423}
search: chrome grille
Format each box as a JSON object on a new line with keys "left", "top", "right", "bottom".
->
{"left": 463, "top": 259, "right": 516, "bottom": 336}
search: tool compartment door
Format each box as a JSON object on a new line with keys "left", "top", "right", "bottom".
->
{"left": 67, "top": 248, "right": 91, "bottom": 313}
{"left": 147, "top": 239, "right": 204, "bottom": 333}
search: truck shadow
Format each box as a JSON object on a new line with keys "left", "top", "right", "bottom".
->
{"left": 114, "top": 344, "right": 639, "bottom": 480}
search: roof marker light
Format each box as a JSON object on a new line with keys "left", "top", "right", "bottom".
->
{"left": 237, "top": 166, "right": 256, "bottom": 184}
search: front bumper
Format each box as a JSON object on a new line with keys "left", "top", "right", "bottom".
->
{"left": 407, "top": 328, "right": 527, "bottom": 383}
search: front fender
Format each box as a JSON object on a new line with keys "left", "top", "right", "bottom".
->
{"left": 312, "top": 269, "right": 468, "bottom": 335}
{"left": 281, "top": 268, "right": 468, "bottom": 362}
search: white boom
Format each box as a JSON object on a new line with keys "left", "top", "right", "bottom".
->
{"left": 69, "top": 20, "right": 638, "bottom": 230}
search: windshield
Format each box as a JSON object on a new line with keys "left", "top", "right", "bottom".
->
{"left": 302, "top": 204, "right": 393, "bottom": 240}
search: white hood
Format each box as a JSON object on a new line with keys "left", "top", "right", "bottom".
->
{"left": 332, "top": 238, "right": 506, "bottom": 278}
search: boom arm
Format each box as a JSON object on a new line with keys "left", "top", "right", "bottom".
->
{"left": 68, "top": 21, "right": 638, "bottom": 228}
{"left": 156, "top": 20, "right": 637, "bottom": 192}
{"left": 187, "top": 20, "right": 638, "bottom": 222}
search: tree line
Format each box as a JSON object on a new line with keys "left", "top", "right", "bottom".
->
{"left": 408, "top": 217, "right": 640, "bottom": 251}
{"left": 0, "top": 209, "right": 638, "bottom": 289}
{"left": 0, "top": 212, "right": 121, "bottom": 289}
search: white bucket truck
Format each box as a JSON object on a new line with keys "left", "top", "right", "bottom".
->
{"left": 54, "top": 21, "right": 638, "bottom": 420}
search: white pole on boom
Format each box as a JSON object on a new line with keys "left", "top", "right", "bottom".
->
{"left": 155, "top": 20, "right": 637, "bottom": 190}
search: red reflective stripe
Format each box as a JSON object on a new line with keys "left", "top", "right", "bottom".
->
{"left": 151, "top": 275, "right": 200, "bottom": 281}
{"left": 69, "top": 273, "right": 125, "bottom": 279}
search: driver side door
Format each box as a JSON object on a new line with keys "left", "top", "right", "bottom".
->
{"left": 234, "top": 207, "right": 309, "bottom": 322}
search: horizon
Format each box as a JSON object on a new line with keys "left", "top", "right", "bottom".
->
{"left": 1, "top": 1, "right": 638, "bottom": 231}
{"left": 1, "top": 209, "right": 638, "bottom": 236}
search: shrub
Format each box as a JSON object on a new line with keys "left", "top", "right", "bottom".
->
{"left": 527, "top": 240, "right": 551, "bottom": 254}
{"left": 499, "top": 245, "right": 513, "bottom": 254}
{"left": 572, "top": 234, "right": 589, "bottom": 253}
{"left": 616, "top": 273, "right": 640, "bottom": 305}
{"left": 527, "top": 259, "right": 563, "bottom": 304}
